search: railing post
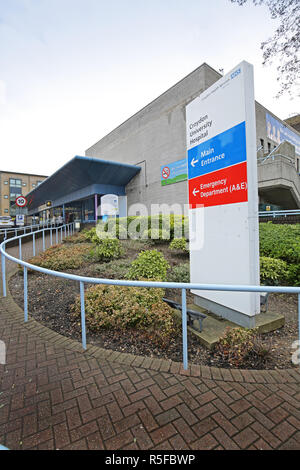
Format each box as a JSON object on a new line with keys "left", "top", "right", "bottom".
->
{"left": 298, "top": 293, "right": 300, "bottom": 368}
{"left": 24, "top": 266, "right": 28, "bottom": 322}
{"left": 60, "top": 227, "right": 63, "bottom": 243}
{"left": 50, "top": 228, "right": 53, "bottom": 246}
{"left": 56, "top": 228, "right": 58, "bottom": 244}
{"left": 33, "top": 232, "right": 36, "bottom": 256}
{"left": 19, "top": 238, "right": 22, "bottom": 260}
{"left": 182, "top": 288, "right": 188, "bottom": 370}
{"left": 1, "top": 253, "right": 6, "bottom": 297}
{"left": 80, "top": 281, "right": 87, "bottom": 350}
{"left": 42, "top": 230, "right": 45, "bottom": 251}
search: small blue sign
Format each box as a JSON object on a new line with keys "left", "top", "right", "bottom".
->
{"left": 188, "top": 121, "right": 247, "bottom": 181}
{"left": 161, "top": 158, "right": 187, "bottom": 186}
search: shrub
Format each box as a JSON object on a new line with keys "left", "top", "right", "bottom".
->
{"left": 71, "top": 284, "right": 177, "bottom": 343}
{"left": 141, "top": 228, "right": 171, "bottom": 243}
{"left": 216, "top": 327, "right": 257, "bottom": 367}
{"left": 259, "top": 223, "right": 300, "bottom": 264}
{"left": 63, "top": 232, "right": 90, "bottom": 244}
{"left": 127, "top": 250, "right": 170, "bottom": 281}
{"left": 169, "top": 238, "right": 189, "bottom": 252}
{"left": 89, "top": 238, "right": 124, "bottom": 262}
{"left": 95, "top": 259, "right": 132, "bottom": 279}
{"left": 259, "top": 223, "right": 300, "bottom": 285}
{"left": 250, "top": 336, "right": 273, "bottom": 365}
{"left": 167, "top": 263, "right": 190, "bottom": 283}
{"left": 27, "top": 244, "right": 91, "bottom": 271}
{"left": 83, "top": 227, "right": 97, "bottom": 242}
{"left": 260, "top": 256, "right": 289, "bottom": 285}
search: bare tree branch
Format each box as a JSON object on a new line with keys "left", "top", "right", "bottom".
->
{"left": 230, "top": 0, "right": 300, "bottom": 97}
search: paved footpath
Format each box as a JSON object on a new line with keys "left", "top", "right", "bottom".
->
{"left": 0, "top": 237, "right": 299, "bottom": 450}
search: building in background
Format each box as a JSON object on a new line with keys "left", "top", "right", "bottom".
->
{"left": 26, "top": 63, "right": 300, "bottom": 221}
{"left": 0, "top": 171, "right": 48, "bottom": 218}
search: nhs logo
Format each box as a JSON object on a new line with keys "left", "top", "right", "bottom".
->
{"left": 231, "top": 68, "right": 241, "bottom": 80}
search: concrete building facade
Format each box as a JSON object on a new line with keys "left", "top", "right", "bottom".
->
{"left": 26, "top": 63, "right": 300, "bottom": 220}
{"left": 85, "top": 63, "right": 300, "bottom": 214}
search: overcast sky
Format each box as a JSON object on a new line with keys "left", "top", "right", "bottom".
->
{"left": 0, "top": 0, "right": 299, "bottom": 176}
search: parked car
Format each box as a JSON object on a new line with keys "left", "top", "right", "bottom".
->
{"left": 0, "top": 216, "right": 14, "bottom": 227}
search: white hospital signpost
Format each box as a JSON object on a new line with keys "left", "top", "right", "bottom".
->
{"left": 186, "top": 61, "right": 260, "bottom": 328}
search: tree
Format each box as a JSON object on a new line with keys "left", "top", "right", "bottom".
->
{"left": 231, "top": 0, "right": 299, "bottom": 97}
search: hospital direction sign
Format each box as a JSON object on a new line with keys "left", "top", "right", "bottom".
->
{"left": 186, "top": 61, "right": 260, "bottom": 327}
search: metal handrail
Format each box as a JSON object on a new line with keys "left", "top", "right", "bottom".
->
{"left": 1, "top": 223, "right": 299, "bottom": 370}
{"left": 0, "top": 222, "right": 63, "bottom": 241}
{"left": 259, "top": 209, "right": 300, "bottom": 217}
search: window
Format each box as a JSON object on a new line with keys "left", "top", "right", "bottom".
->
{"left": 268, "top": 142, "right": 271, "bottom": 153}
{"left": 32, "top": 183, "right": 36, "bottom": 188}
{"left": 36, "top": 180, "right": 42, "bottom": 186}
{"left": 10, "top": 178, "right": 22, "bottom": 187}
{"left": 4, "top": 181, "right": 8, "bottom": 185}
{"left": 4, "top": 209, "right": 8, "bottom": 213}
{"left": 22, "top": 183, "right": 26, "bottom": 186}
{"left": 260, "top": 138, "right": 264, "bottom": 151}
{"left": 4, "top": 195, "right": 8, "bottom": 199}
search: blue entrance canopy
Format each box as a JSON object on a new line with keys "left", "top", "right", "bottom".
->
{"left": 26, "top": 156, "right": 141, "bottom": 212}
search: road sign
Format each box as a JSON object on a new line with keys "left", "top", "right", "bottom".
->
{"left": 161, "top": 166, "right": 170, "bottom": 180}
{"left": 186, "top": 61, "right": 260, "bottom": 327}
{"left": 15, "top": 196, "right": 27, "bottom": 207}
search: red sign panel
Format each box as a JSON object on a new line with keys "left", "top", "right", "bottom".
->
{"left": 188, "top": 162, "right": 248, "bottom": 209}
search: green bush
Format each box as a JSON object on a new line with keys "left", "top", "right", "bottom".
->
{"left": 95, "top": 259, "right": 132, "bottom": 279}
{"left": 259, "top": 223, "right": 300, "bottom": 264}
{"left": 71, "top": 284, "right": 177, "bottom": 343}
{"left": 167, "top": 263, "right": 190, "bottom": 283}
{"left": 83, "top": 227, "right": 98, "bottom": 242}
{"left": 259, "top": 223, "right": 300, "bottom": 285}
{"left": 89, "top": 238, "right": 124, "bottom": 262}
{"left": 127, "top": 249, "right": 170, "bottom": 281}
{"left": 141, "top": 228, "right": 171, "bottom": 243}
{"left": 169, "top": 238, "right": 189, "bottom": 252}
{"left": 260, "top": 256, "right": 289, "bottom": 285}
{"left": 100, "top": 215, "right": 188, "bottom": 241}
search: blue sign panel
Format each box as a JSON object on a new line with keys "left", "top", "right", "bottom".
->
{"left": 266, "top": 113, "right": 300, "bottom": 155}
{"left": 161, "top": 158, "right": 187, "bottom": 186}
{"left": 188, "top": 121, "right": 246, "bottom": 180}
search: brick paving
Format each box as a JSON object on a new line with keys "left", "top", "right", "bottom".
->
{"left": 0, "top": 237, "right": 299, "bottom": 450}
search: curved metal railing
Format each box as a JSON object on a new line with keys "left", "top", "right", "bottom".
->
{"left": 1, "top": 223, "right": 300, "bottom": 371}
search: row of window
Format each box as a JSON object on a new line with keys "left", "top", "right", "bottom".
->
{"left": 3, "top": 179, "right": 43, "bottom": 188}
{"left": 259, "top": 139, "right": 277, "bottom": 153}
